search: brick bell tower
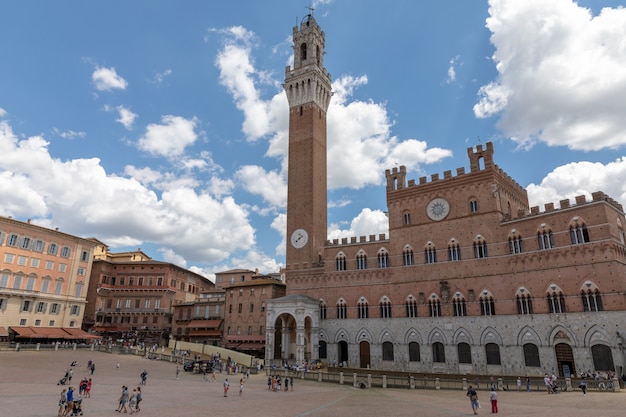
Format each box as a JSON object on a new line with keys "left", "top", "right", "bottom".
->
{"left": 284, "top": 14, "right": 332, "bottom": 270}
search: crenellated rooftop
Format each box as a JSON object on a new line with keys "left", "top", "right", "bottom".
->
{"left": 385, "top": 142, "right": 524, "bottom": 195}
{"left": 519, "top": 191, "right": 623, "bottom": 219}
{"left": 326, "top": 233, "right": 388, "bottom": 247}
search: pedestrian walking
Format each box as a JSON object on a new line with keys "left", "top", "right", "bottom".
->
{"left": 467, "top": 385, "right": 479, "bottom": 415}
{"left": 135, "top": 387, "right": 142, "bottom": 412}
{"left": 516, "top": 377, "right": 521, "bottom": 391}
{"left": 223, "top": 378, "right": 230, "bottom": 397}
{"left": 285, "top": 377, "right": 289, "bottom": 391}
{"left": 116, "top": 385, "right": 129, "bottom": 413}
{"left": 239, "top": 378, "right": 244, "bottom": 396}
{"left": 176, "top": 365, "right": 180, "bottom": 380}
{"left": 525, "top": 377, "right": 531, "bottom": 392}
{"left": 57, "top": 388, "right": 67, "bottom": 417}
{"left": 128, "top": 388, "right": 138, "bottom": 414}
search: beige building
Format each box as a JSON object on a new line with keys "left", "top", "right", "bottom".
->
{"left": 0, "top": 216, "right": 97, "bottom": 341}
{"left": 266, "top": 14, "right": 626, "bottom": 378}
{"left": 86, "top": 244, "right": 214, "bottom": 345}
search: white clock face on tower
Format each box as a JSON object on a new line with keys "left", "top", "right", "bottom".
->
{"left": 426, "top": 198, "right": 450, "bottom": 221}
{"left": 290, "top": 228, "right": 309, "bottom": 248}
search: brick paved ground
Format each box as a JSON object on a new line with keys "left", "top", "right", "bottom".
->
{"left": 0, "top": 349, "right": 623, "bottom": 417}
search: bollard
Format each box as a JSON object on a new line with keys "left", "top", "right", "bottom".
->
{"left": 382, "top": 374, "right": 387, "bottom": 389}
{"left": 339, "top": 371, "right": 344, "bottom": 385}
{"left": 462, "top": 378, "right": 468, "bottom": 391}
{"left": 435, "top": 377, "right": 441, "bottom": 390}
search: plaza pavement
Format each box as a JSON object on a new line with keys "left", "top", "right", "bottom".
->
{"left": 0, "top": 348, "right": 624, "bottom": 417}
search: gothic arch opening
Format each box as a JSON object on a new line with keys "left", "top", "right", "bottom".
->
{"left": 272, "top": 313, "right": 297, "bottom": 361}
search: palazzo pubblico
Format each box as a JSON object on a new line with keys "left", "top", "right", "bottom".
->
{"left": 265, "top": 14, "right": 626, "bottom": 378}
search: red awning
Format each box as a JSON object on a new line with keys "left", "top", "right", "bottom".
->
{"left": 0, "top": 327, "right": 8, "bottom": 337}
{"left": 63, "top": 328, "right": 101, "bottom": 339}
{"left": 11, "top": 326, "right": 38, "bottom": 338}
{"left": 35, "top": 328, "right": 70, "bottom": 339}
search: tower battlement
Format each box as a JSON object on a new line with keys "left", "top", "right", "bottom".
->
{"left": 386, "top": 142, "right": 524, "bottom": 196}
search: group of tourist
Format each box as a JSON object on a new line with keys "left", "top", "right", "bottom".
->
{"left": 115, "top": 385, "right": 143, "bottom": 413}
{"left": 267, "top": 374, "right": 294, "bottom": 392}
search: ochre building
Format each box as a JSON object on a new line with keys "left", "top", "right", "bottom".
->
{"left": 0, "top": 216, "right": 97, "bottom": 342}
{"left": 266, "top": 14, "right": 626, "bottom": 378}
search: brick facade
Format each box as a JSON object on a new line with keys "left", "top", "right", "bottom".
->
{"left": 267, "top": 15, "right": 626, "bottom": 377}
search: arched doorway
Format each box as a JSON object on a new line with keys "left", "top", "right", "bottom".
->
{"left": 273, "top": 313, "right": 297, "bottom": 361}
{"left": 554, "top": 343, "right": 576, "bottom": 377}
{"left": 360, "top": 341, "right": 371, "bottom": 368}
{"left": 338, "top": 340, "right": 349, "bottom": 366}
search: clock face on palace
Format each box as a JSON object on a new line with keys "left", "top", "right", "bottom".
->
{"left": 426, "top": 198, "right": 450, "bottom": 221}
{"left": 290, "top": 228, "right": 309, "bottom": 248}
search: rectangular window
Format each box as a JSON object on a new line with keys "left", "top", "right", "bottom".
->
{"left": 36, "top": 302, "right": 46, "bottom": 313}
{"left": 116, "top": 299, "right": 122, "bottom": 309}
{"left": 26, "top": 277, "right": 35, "bottom": 291}
{"left": 45, "top": 261, "right": 54, "bottom": 270}
{"left": 152, "top": 316, "right": 158, "bottom": 324}
{"left": 59, "top": 264, "right": 67, "bottom": 273}
{"left": 17, "top": 256, "right": 27, "bottom": 266}
{"left": 54, "top": 280, "right": 63, "bottom": 295}
{"left": 22, "top": 300, "right": 31, "bottom": 312}
{"left": 34, "top": 319, "right": 41, "bottom": 326}
{"left": 70, "top": 305, "right": 80, "bottom": 315}
{"left": 4, "top": 253, "right": 14, "bottom": 263}
{"left": 41, "top": 279, "right": 50, "bottom": 293}
{"left": 250, "top": 303, "right": 254, "bottom": 313}
{"left": 154, "top": 299, "right": 161, "bottom": 309}
{"left": 238, "top": 303, "right": 243, "bottom": 313}
{"left": 30, "top": 258, "right": 40, "bottom": 267}
{"left": 135, "top": 299, "right": 140, "bottom": 308}
{"left": 144, "top": 299, "right": 150, "bottom": 309}
{"left": 33, "top": 240, "right": 44, "bottom": 252}
{"left": 61, "top": 246, "right": 71, "bottom": 258}
{"left": 50, "top": 303, "right": 59, "bottom": 314}
{"left": 20, "top": 318, "right": 27, "bottom": 325}
{"left": 48, "top": 243, "right": 58, "bottom": 255}
{"left": 21, "top": 237, "right": 31, "bottom": 249}
{"left": 49, "top": 320, "right": 55, "bottom": 326}
{"left": 77, "top": 268, "right": 85, "bottom": 276}
{"left": 80, "top": 251, "right": 89, "bottom": 262}
{"left": 0, "top": 273, "right": 8, "bottom": 288}
{"left": 13, "top": 275, "right": 22, "bottom": 289}
{"left": 8, "top": 234, "right": 19, "bottom": 247}
{"left": 73, "top": 283, "right": 82, "bottom": 298}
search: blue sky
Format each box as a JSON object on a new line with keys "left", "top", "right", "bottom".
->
{"left": 1, "top": 0, "right": 625, "bottom": 281}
